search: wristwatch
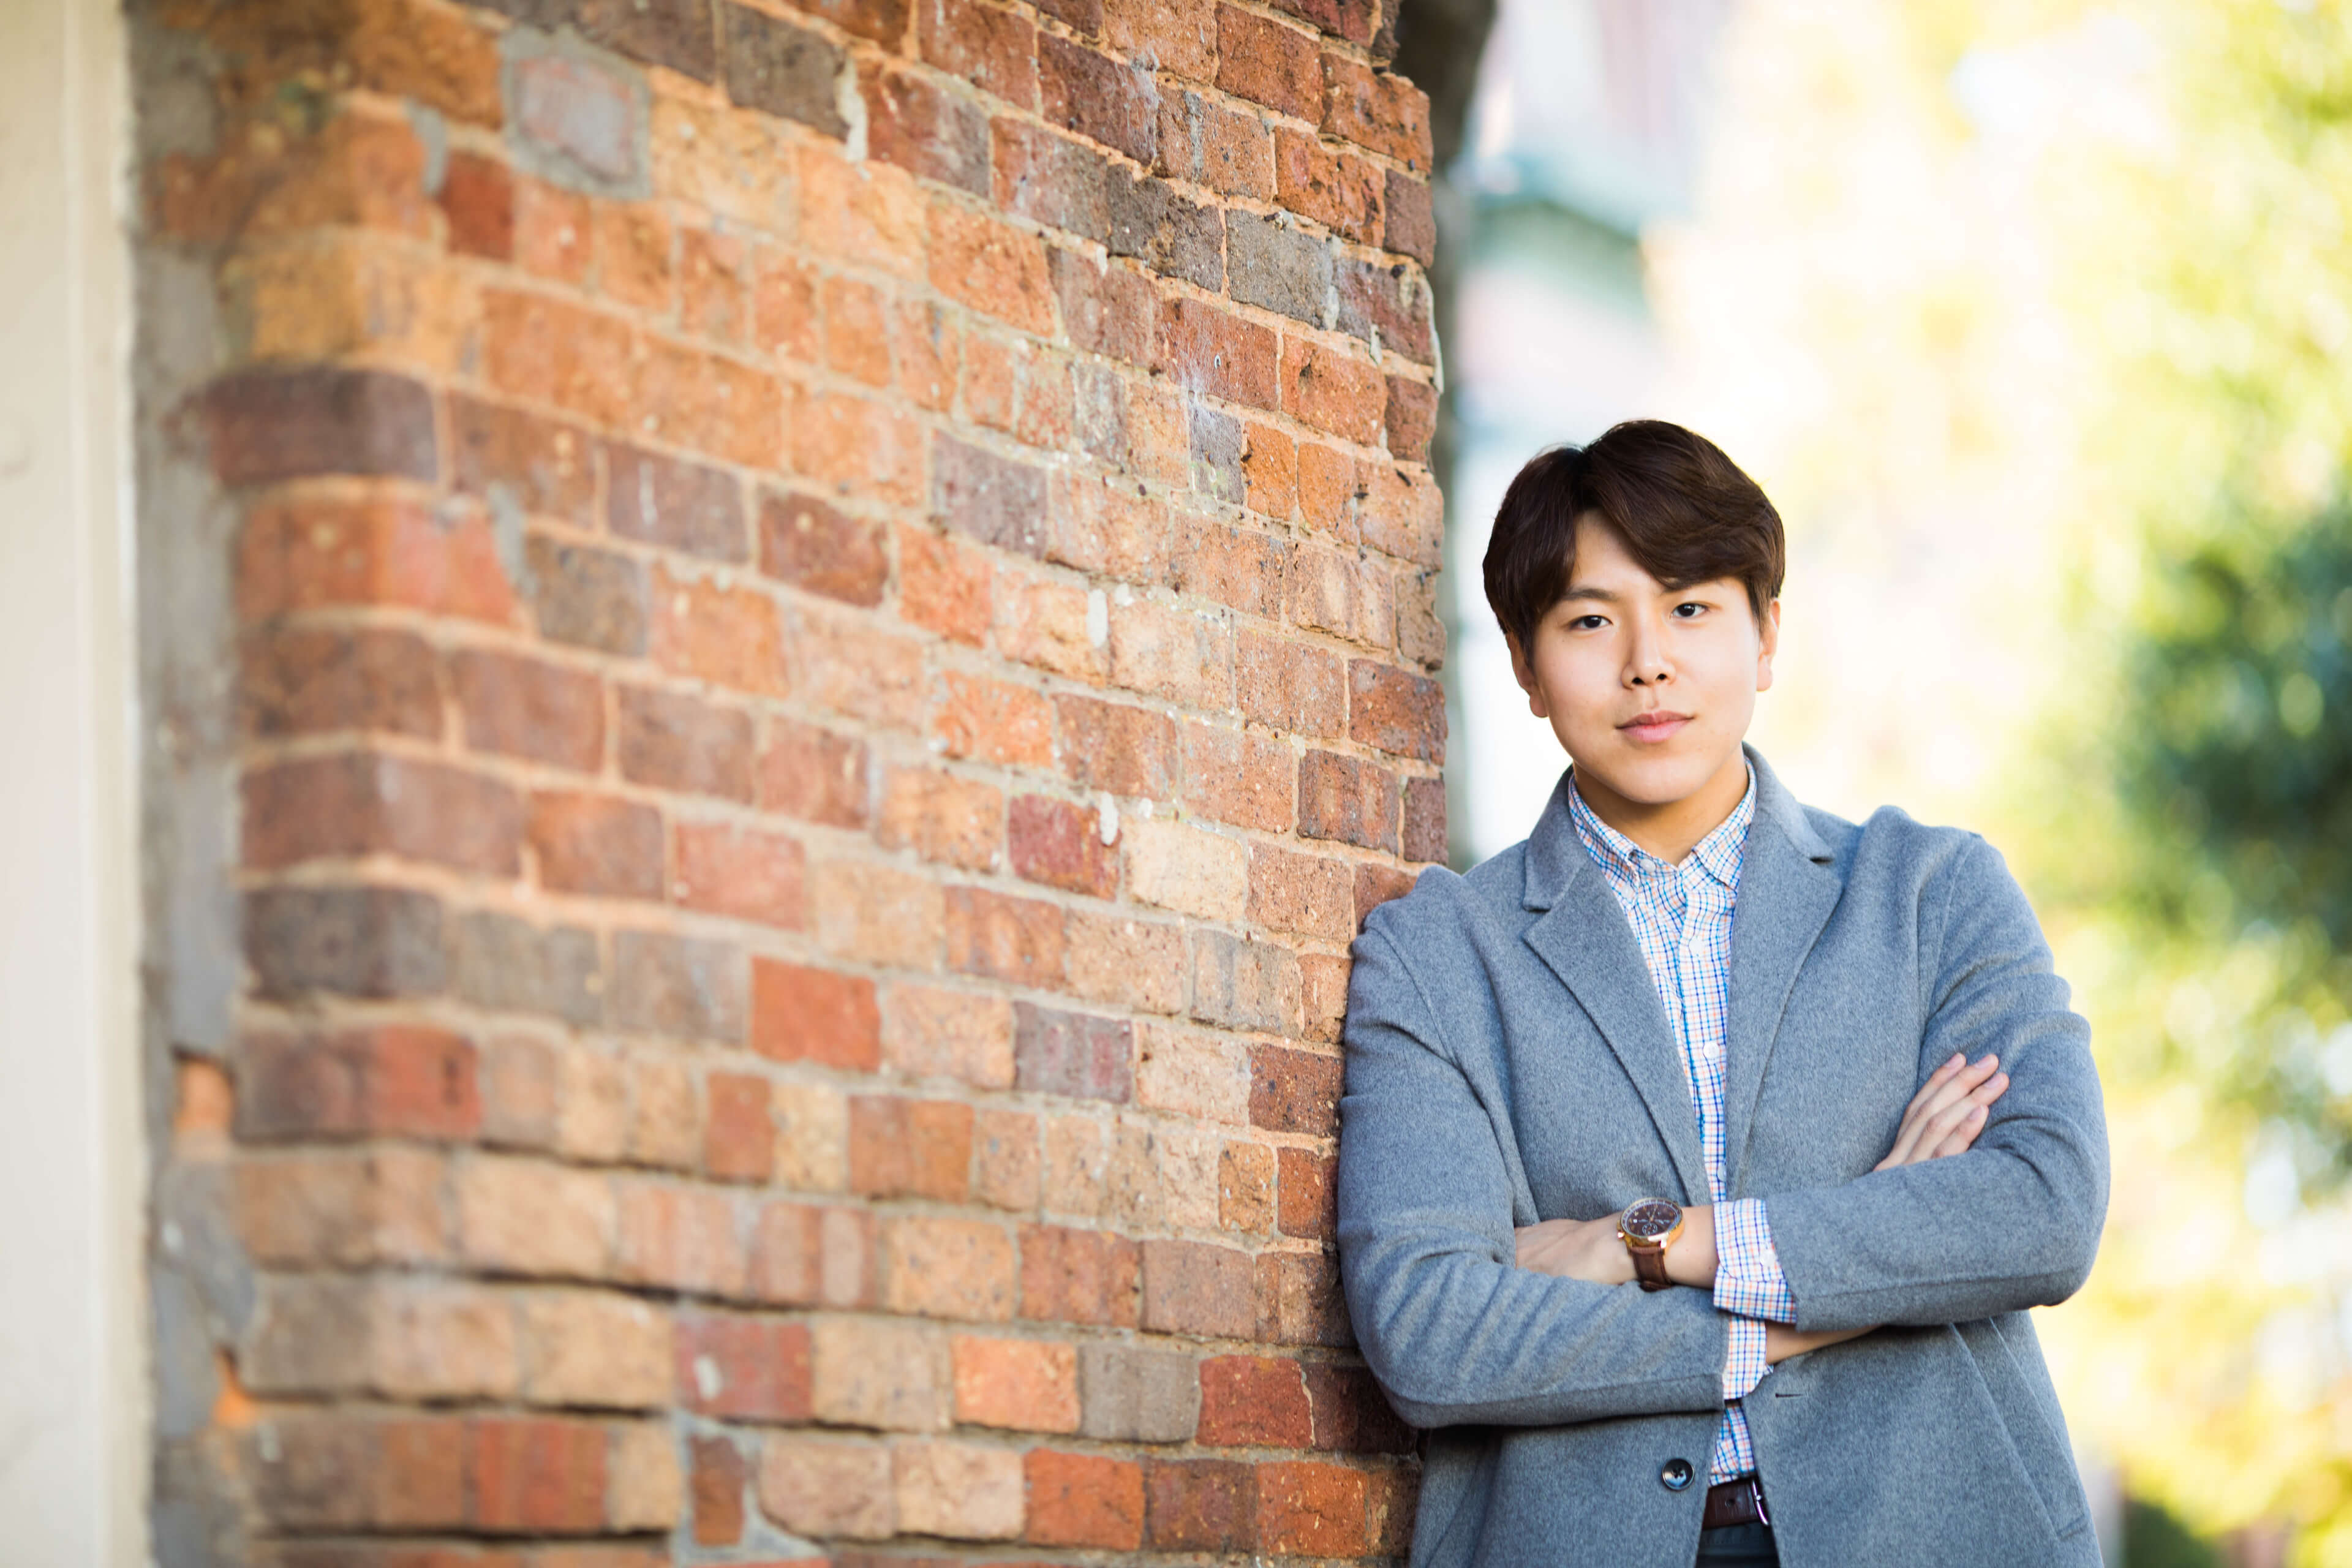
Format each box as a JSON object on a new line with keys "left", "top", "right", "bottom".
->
{"left": 1617, "top": 1197, "right": 1684, "bottom": 1291}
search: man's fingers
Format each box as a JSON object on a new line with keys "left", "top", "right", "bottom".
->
{"left": 1880, "top": 1056, "right": 1996, "bottom": 1169}
{"left": 1907, "top": 1054, "right": 2000, "bottom": 1134}
{"left": 1928, "top": 1103, "right": 1989, "bottom": 1159}
{"left": 1921, "top": 1074, "right": 2008, "bottom": 1159}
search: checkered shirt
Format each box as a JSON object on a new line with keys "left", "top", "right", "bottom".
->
{"left": 1568, "top": 766, "right": 1797, "bottom": 1483}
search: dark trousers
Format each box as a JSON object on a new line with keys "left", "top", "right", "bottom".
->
{"left": 1695, "top": 1523, "right": 1778, "bottom": 1567}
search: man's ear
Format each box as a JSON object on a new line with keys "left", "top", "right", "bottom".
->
{"left": 1506, "top": 630, "right": 1551, "bottom": 720}
{"left": 1755, "top": 598, "right": 1782, "bottom": 693}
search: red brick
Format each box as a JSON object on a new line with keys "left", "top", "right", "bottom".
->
{"left": 936, "top": 671, "right": 1056, "bottom": 768}
{"left": 1039, "top": 34, "right": 1157, "bottom": 164}
{"left": 1054, "top": 693, "right": 1178, "bottom": 799}
{"left": 1019, "top": 1224, "right": 1140, "bottom": 1325}
{"left": 469, "top": 1417, "right": 607, "bottom": 1535}
{"left": 651, "top": 567, "right": 787, "bottom": 696}
{"left": 614, "top": 1181, "right": 748, "bottom": 1297}
{"left": 917, "top": 0, "right": 1038, "bottom": 108}
{"left": 851, "top": 1095, "right": 974, "bottom": 1200}
{"left": 1012, "top": 1001, "right": 1132, "bottom": 1101}
{"left": 1246, "top": 844, "right": 1354, "bottom": 942}
{"left": 754, "top": 247, "right": 820, "bottom": 362}
{"left": 1384, "top": 167, "right": 1434, "bottom": 265}
{"left": 514, "top": 176, "right": 591, "bottom": 282}
{"left": 1296, "top": 442, "right": 1361, "bottom": 540}
{"left": 1277, "top": 1145, "right": 1336, "bottom": 1240}
{"left": 1280, "top": 334, "right": 1385, "bottom": 442}
{"left": 481, "top": 288, "right": 635, "bottom": 427}
{"left": 239, "top": 494, "right": 518, "bottom": 625}
{"left": 826, "top": 273, "right": 894, "bottom": 384}
{"left": 897, "top": 524, "right": 993, "bottom": 644}
{"left": 1145, "top": 1458, "right": 1255, "bottom": 1551}
{"left": 1298, "top": 748, "right": 1398, "bottom": 853}
{"left": 677, "top": 1312, "right": 813, "bottom": 1420}
{"left": 1197, "top": 1355, "right": 1313, "bottom": 1446}
{"left": 881, "top": 1214, "right": 1020, "bottom": 1321}
{"left": 793, "top": 598, "right": 929, "bottom": 726}
{"left": 244, "top": 753, "right": 521, "bottom": 875}
{"left": 704, "top": 1072, "right": 774, "bottom": 1183}
{"left": 684, "top": 1434, "right": 743, "bottom": 1545}
{"left": 1355, "top": 861, "right": 1414, "bottom": 929}
{"left": 595, "top": 202, "right": 675, "bottom": 314}
{"left": 753, "top": 960, "right": 881, "bottom": 1069}
{"left": 1257, "top": 1251, "right": 1352, "bottom": 1345}
{"left": 1250, "top": 1043, "right": 1341, "bottom": 1136}
{"left": 1256, "top": 1460, "right": 1370, "bottom": 1555}
{"left": 946, "top": 887, "right": 1067, "bottom": 987}
{"left": 1158, "top": 86, "right": 1276, "bottom": 198}
{"left": 1026, "top": 1450, "right": 1144, "bottom": 1548}
{"left": 1215, "top": 6, "right": 1319, "bottom": 119}
{"left": 878, "top": 767, "right": 1005, "bottom": 871}
{"left": 760, "top": 717, "right": 869, "bottom": 826}
{"left": 930, "top": 202, "right": 1055, "bottom": 336}
{"left": 206, "top": 366, "right": 438, "bottom": 488}
{"left": 792, "top": 0, "right": 910, "bottom": 46}
{"left": 1155, "top": 297, "right": 1278, "bottom": 410}
{"left": 952, "top": 1335, "right": 1080, "bottom": 1431}
{"left": 1170, "top": 518, "right": 1287, "bottom": 619}
{"left": 1348, "top": 659, "right": 1445, "bottom": 762}
{"left": 438, "top": 149, "right": 513, "bottom": 258}
{"left": 455, "top": 649, "right": 603, "bottom": 771}
{"left": 1303, "top": 1362, "right": 1415, "bottom": 1453}
{"left": 674, "top": 820, "right": 807, "bottom": 927}
{"left": 1300, "top": 951, "right": 1351, "bottom": 1044}
{"left": 1237, "top": 630, "right": 1346, "bottom": 737}
{"left": 238, "top": 1027, "right": 478, "bottom": 1144}
{"left": 527, "top": 537, "right": 647, "bottom": 654}
{"left": 1219, "top": 1140, "right": 1276, "bottom": 1232}
{"left": 241, "top": 625, "right": 440, "bottom": 741}
{"left": 619, "top": 685, "right": 755, "bottom": 801}
{"left": 1385, "top": 375, "right": 1438, "bottom": 463}
{"left": 679, "top": 225, "right": 750, "bottom": 343}
{"left": 1272, "top": 0, "right": 1376, "bottom": 45}
{"left": 449, "top": 396, "right": 597, "bottom": 527}
{"left": 1286, "top": 541, "right": 1394, "bottom": 649}
{"left": 753, "top": 491, "right": 888, "bottom": 609}
{"left": 1049, "top": 247, "right": 1156, "bottom": 364}
{"left": 606, "top": 443, "right": 744, "bottom": 562}
{"left": 898, "top": 297, "right": 963, "bottom": 409}
{"left": 1140, "top": 1238, "right": 1254, "bottom": 1338}
{"left": 1322, "top": 54, "right": 1432, "bottom": 167}
{"left": 995, "top": 118, "right": 1114, "bottom": 243}
{"left": 1008, "top": 794, "right": 1117, "bottom": 898}
{"left": 752, "top": 1200, "right": 880, "bottom": 1308}
{"left": 1274, "top": 129, "right": 1384, "bottom": 244}
{"left": 530, "top": 791, "right": 665, "bottom": 900}
{"left": 1183, "top": 722, "right": 1294, "bottom": 832}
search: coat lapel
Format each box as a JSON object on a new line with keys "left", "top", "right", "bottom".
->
{"left": 1721, "top": 750, "right": 1842, "bottom": 1195}
{"left": 1519, "top": 772, "right": 1712, "bottom": 1205}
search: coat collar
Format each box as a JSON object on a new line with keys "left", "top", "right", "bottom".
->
{"left": 1518, "top": 745, "right": 1842, "bottom": 1203}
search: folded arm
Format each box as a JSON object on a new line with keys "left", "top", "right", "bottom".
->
{"left": 1336, "top": 927, "right": 1732, "bottom": 1430}
{"left": 1763, "top": 836, "right": 2110, "bottom": 1331}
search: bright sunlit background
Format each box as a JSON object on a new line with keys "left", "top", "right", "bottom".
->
{"left": 1440, "top": 2, "right": 2352, "bottom": 1563}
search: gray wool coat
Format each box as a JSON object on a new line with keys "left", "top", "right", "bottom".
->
{"left": 1336, "top": 748, "right": 2108, "bottom": 1567}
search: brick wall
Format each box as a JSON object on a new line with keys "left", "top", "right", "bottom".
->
{"left": 134, "top": 0, "right": 1446, "bottom": 1560}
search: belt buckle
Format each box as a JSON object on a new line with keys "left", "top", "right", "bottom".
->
{"left": 1747, "top": 1478, "right": 1770, "bottom": 1528}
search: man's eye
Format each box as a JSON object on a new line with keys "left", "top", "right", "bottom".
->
{"left": 1569, "top": 614, "right": 1608, "bottom": 631}
{"left": 1672, "top": 602, "right": 1708, "bottom": 619}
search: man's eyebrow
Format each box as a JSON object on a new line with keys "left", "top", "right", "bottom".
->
{"left": 1557, "top": 583, "right": 1619, "bottom": 603}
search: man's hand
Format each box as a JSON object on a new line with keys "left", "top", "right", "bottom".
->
{"left": 1513, "top": 1205, "right": 1720, "bottom": 1288}
{"left": 1765, "top": 1322, "right": 1874, "bottom": 1363}
{"left": 1875, "top": 1052, "right": 2008, "bottom": 1170}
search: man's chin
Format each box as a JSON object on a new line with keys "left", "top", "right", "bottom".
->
{"left": 1568, "top": 742, "right": 1738, "bottom": 812}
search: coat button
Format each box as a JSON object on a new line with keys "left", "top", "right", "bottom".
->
{"left": 1660, "top": 1458, "right": 1694, "bottom": 1491}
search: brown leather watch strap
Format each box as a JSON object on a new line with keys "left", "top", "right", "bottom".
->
{"left": 1630, "top": 1243, "right": 1672, "bottom": 1291}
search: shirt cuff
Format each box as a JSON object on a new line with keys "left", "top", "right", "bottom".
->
{"left": 1713, "top": 1197, "right": 1796, "bottom": 1324}
{"left": 1722, "top": 1314, "right": 1769, "bottom": 1400}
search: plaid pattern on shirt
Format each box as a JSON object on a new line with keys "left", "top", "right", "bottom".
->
{"left": 1569, "top": 766, "right": 1795, "bottom": 1483}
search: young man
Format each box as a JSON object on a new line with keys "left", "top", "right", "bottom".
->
{"left": 1336, "top": 422, "right": 2108, "bottom": 1567}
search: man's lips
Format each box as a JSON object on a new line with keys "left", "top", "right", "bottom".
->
{"left": 1619, "top": 710, "right": 1693, "bottom": 740}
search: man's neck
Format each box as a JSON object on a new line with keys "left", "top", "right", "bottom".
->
{"left": 1571, "top": 751, "right": 1751, "bottom": 865}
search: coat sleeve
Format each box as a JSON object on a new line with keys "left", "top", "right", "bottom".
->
{"left": 1335, "top": 919, "right": 1732, "bottom": 1430}
{"left": 1762, "top": 835, "right": 2111, "bottom": 1331}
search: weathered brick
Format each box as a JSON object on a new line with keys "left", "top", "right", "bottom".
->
{"left": 1298, "top": 748, "right": 1398, "bottom": 852}
{"left": 1079, "top": 1342, "right": 1199, "bottom": 1441}
{"left": 1385, "top": 374, "right": 1438, "bottom": 462}
{"left": 974, "top": 1106, "right": 1041, "bottom": 1208}
{"left": 1281, "top": 334, "right": 1386, "bottom": 443}
{"left": 1155, "top": 298, "right": 1278, "bottom": 409}
{"left": 242, "top": 626, "right": 440, "bottom": 741}
{"left": 1349, "top": 658, "right": 1445, "bottom": 761}
{"left": 1278, "top": 1144, "right": 1336, "bottom": 1240}
{"left": 1256, "top": 1460, "right": 1371, "bottom": 1555}
{"left": 455, "top": 650, "right": 603, "bottom": 771}
{"left": 878, "top": 767, "right": 1004, "bottom": 871}
{"left": 1237, "top": 628, "right": 1346, "bottom": 736}
{"left": 946, "top": 886, "right": 1067, "bottom": 986}
{"left": 933, "top": 432, "right": 1049, "bottom": 556}
{"left": 1038, "top": 33, "right": 1157, "bottom": 162}
{"left": 810, "top": 1314, "right": 948, "bottom": 1430}
{"left": 993, "top": 119, "right": 1111, "bottom": 243}
{"left": 247, "top": 885, "right": 447, "bottom": 1001}
{"left": 1246, "top": 843, "right": 1354, "bottom": 941}
{"left": 1008, "top": 793, "right": 1117, "bottom": 898}
{"left": 611, "top": 930, "right": 747, "bottom": 1043}
{"left": 899, "top": 522, "right": 995, "bottom": 643}
{"left": 1158, "top": 87, "right": 1275, "bottom": 197}
{"left": 994, "top": 568, "right": 1107, "bottom": 682}
{"left": 851, "top": 1095, "right": 974, "bottom": 1201}
{"left": 651, "top": 566, "right": 787, "bottom": 696}
{"left": 1383, "top": 167, "right": 1435, "bottom": 265}
{"left": 894, "top": 1438, "right": 1023, "bottom": 1540}
{"left": 952, "top": 1335, "right": 1079, "bottom": 1431}
{"left": 238, "top": 1027, "right": 479, "bottom": 1144}
{"left": 614, "top": 1179, "right": 748, "bottom": 1295}
{"left": 753, "top": 489, "right": 887, "bottom": 606}
{"left": 754, "top": 960, "right": 881, "bottom": 1069}
{"left": 704, "top": 1071, "right": 775, "bottom": 1182}
{"left": 530, "top": 791, "right": 665, "bottom": 899}
{"left": 618, "top": 685, "right": 755, "bottom": 801}
{"left": 1273, "top": 0, "right": 1376, "bottom": 43}
{"left": 811, "top": 857, "right": 946, "bottom": 969}
{"left": 1251, "top": 1042, "right": 1341, "bottom": 1136}
{"left": 206, "top": 366, "right": 438, "bottom": 486}
{"left": 762, "top": 717, "right": 870, "bottom": 826}
{"left": 883, "top": 1213, "right": 1019, "bottom": 1321}
{"left": 676, "top": 1310, "right": 812, "bottom": 1419}
{"left": 881, "top": 982, "right": 1016, "bottom": 1087}
{"left": 1336, "top": 257, "right": 1433, "bottom": 363}
{"left": 1228, "top": 209, "right": 1333, "bottom": 325}
{"left": 456, "top": 1154, "right": 614, "bottom": 1280}
{"left": 1019, "top": 1223, "right": 1140, "bottom": 1325}
{"left": 1220, "top": 1138, "right": 1277, "bottom": 1231}
{"left": 1198, "top": 1354, "right": 1312, "bottom": 1446}
{"left": 1188, "top": 402, "right": 1246, "bottom": 504}
{"left": 1304, "top": 1362, "right": 1415, "bottom": 1453}
{"left": 760, "top": 1434, "right": 894, "bottom": 1539}
{"left": 1274, "top": 129, "right": 1384, "bottom": 244}
{"left": 917, "top": 0, "right": 1038, "bottom": 106}
{"left": 607, "top": 443, "right": 745, "bottom": 562}
{"left": 930, "top": 201, "right": 1055, "bottom": 334}
{"left": 1191, "top": 929, "right": 1302, "bottom": 1035}
{"left": 859, "top": 62, "right": 992, "bottom": 201}
{"left": 238, "top": 493, "right": 517, "bottom": 625}
{"left": 1215, "top": 6, "right": 1319, "bottom": 119}
{"left": 690, "top": 1431, "right": 748, "bottom": 1545}
{"left": 469, "top": 1414, "right": 608, "bottom": 1534}
{"left": 674, "top": 819, "right": 809, "bottom": 927}
{"left": 1055, "top": 693, "right": 1177, "bottom": 798}
{"left": 524, "top": 537, "right": 646, "bottom": 655}
{"left": 518, "top": 1289, "right": 671, "bottom": 1409}
{"left": 1049, "top": 247, "right": 1156, "bottom": 364}
{"left": 793, "top": 598, "right": 929, "bottom": 726}
{"left": 236, "top": 1148, "right": 451, "bottom": 1268}
{"left": 1184, "top": 722, "right": 1294, "bottom": 832}
{"left": 793, "top": 0, "right": 911, "bottom": 45}
{"left": 720, "top": 1, "right": 845, "bottom": 132}
{"left": 245, "top": 753, "right": 521, "bottom": 875}
{"left": 1123, "top": 817, "right": 1248, "bottom": 921}
{"left": 1028, "top": 1449, "right": 1145, "bottom": 1548}
{"left": 1322, "top": 53, "right": 1432, "bottom": 167}
{"left": 1064, "top": 908, "right": 1189, "bottom": 1013}
{"left": 1173, "top": 520, "right": 1289, "bottom": 619}
{"left": 506, "top": 40, "right": 652, "bottom": 194}
{"left": 1142, "top": 1238, "right": 1256, "bottom": 1339}
{"left": 1146, "top": 1457, "right": 1255, "bottom": 1551}
{"left": 1299, "top": 950, "right": 1351, "bottom": 1043}
{"left": 1013, "top": 1001, "right": 1133, "bottom": 1101}
{"left": 1355, "top": 859, "right": 1416, "bottom": 929}
{"left": 1109, "top": 173, "right": 1223, "bottom": 291}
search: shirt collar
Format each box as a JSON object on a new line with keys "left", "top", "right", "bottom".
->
{"left": 1567, "top": 762, "right": 1757, "bottom": 890}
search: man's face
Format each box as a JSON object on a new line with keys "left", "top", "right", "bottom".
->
{"left": 1507, "top": 518, "right": 1779, "bottom": 809}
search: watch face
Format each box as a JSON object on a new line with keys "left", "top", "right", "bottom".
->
{"left": 1622, "top": 1199, "right": 1681, "bottom": 1242}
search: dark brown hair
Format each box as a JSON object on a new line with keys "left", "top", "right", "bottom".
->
{"left": 1480, "top": 420, "right": 1785, "bottom": 654}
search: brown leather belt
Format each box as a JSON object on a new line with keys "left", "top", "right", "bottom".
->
{"left": 1701, "top": 1477, "right": 1769, "bottom": 1531}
